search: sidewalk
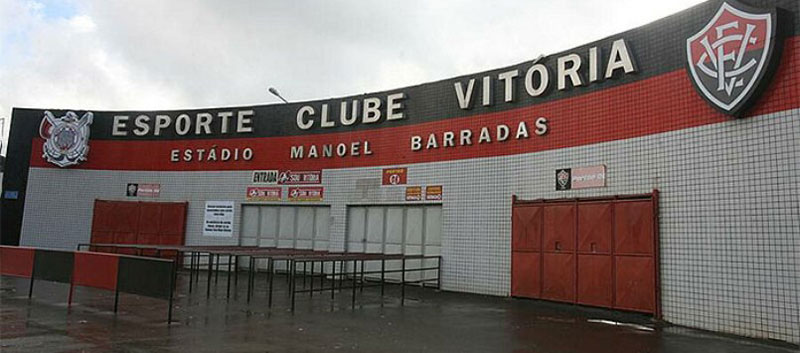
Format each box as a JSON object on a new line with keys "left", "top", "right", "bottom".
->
{"left": 0, "top": 274, "right": 795, "bottom": 353}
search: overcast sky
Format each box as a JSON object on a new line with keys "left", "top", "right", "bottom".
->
{"left": 0, "top": 0, "right": 706, "bottom": 155}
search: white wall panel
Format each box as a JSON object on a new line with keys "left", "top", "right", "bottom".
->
{"left": 259, "top": 207, "right": 279, "bottom": 247}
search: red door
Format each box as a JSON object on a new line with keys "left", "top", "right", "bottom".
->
{"left": 613, "top": 200, "right": 656, "bottom": 313}
{"left": 511, "top": 193, "right": 659, "bottom": 317}
{"left": 543, "top": 204, "right": 575, "bottom": 252}
{"left": 577, "top": 202, "right": 613, "bottom": 307}
{"left": 511, "top": 206, "right": 542, "bottom": 298}
{"left": 541, "top": 203, "right": 576, "bottom": 303}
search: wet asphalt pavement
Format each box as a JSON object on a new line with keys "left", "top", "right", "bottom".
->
{"left": 0, "top": 272, "right": 796, "bottom": 353}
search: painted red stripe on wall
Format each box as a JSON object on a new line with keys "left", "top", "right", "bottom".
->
{"left": 28, "top": 38, "right": 800, "bottom": 172}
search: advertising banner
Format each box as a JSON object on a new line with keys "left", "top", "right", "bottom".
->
{"left": 287, "top": 187, "right": 324, "bottom": 201}
{"left": 246, "top": 186, "right": 282, "bottom": 201}
{"left": 278, "top": 170, "right": 322, "bottom": 185}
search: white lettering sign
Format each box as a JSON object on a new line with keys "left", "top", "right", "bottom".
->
{"left": 295, "top": 93, "right": 406, "bottom": 130}
{"left": 454, "top": 38, "right": 636, "bottom": 110}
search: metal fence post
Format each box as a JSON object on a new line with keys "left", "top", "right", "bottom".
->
{"left": 401, "top": 257, "right": 406, "bottom": 306}
{"left": 290, "top": 260, "right": 297, "bottom": 312}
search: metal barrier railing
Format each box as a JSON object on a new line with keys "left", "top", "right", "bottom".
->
{"left": 76, "top": 243, "right": 443, "bottom": 311}
{"left": 286, "top": 255, "right": 442, "bottom": 311}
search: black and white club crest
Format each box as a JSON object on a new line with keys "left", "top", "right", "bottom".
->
{"left": 686, "top": 1, "right": 777, "bottom": 116}
{"left": 39, "top": 110, "right": 93, "bottom": 167}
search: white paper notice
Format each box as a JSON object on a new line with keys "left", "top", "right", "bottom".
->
{"left": 203, "top": 201, "right": 234, "bottom": 237}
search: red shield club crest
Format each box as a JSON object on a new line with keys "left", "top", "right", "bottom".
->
{"left": 686, "top": 1, "right": 777, "bottom": 116}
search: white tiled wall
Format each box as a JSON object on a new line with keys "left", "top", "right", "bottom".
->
{"left": 21, "top": 109, "right": 800, "bottom": 343}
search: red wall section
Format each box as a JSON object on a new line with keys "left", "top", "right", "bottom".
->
{"left": 27, "top": 38, "right": 800, "bottom": 172}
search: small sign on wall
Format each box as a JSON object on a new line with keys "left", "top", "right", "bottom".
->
{"left": 405, "top": 186, "right": 422, "bottom": 201}
{"left": 203, "top": 201, "right": 234, "bottom": 237}
{"left": 138, "top": 184, "right": 161, "bottom": 197}
{"left": 126, "top": 183, "right": 139, "bottom": 196}
{"left": 382, "top": 168, "right": 407, "bottom": 185}
{"left": 572, "top": 165, "right": 606, "bottom": 188}
{"left": 556, "top": 165, "right": 606, "bottom": 191}
{"left": 288, "top": 187, "right": 324, "bottom": 201}
{"left": 425, "top": 185, "right": 443, "bottom": 201}
{"left": 126, "top": 183, "right": 161, "bottom": 197}
{"left": 252, "top": 170, "right": 279, "bottom": 184}
{"left": 279, "top": 170, "right": 322, "bottom": 184}
{"left": 246, "top": 186, "right": 281, "bottom": 201}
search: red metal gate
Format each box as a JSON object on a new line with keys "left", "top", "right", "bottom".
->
{"left": 90, "top": 200, "right": 188, "bottom": 251}
{"left": 511, "top": 191, "right": 660, "bottom": 317}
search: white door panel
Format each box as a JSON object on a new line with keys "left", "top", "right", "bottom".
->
{"left": 259, "top": 207, "right": 279, "bottom": 247}
{"left": 315, "top": 208, "right": 330, "bottom": 241}
{"left": 239, "top": 205, "right": 331, "bottom": 253}
{"left": 240, "top": 206, "right": 259, "bottom": 246}
{"left": 347, "top": 207, "right": 366, "bottom": 253}
{"left": 346, "top": 205, "right": 442, "bottom": 283}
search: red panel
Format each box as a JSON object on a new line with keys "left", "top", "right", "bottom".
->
{"left": 161, "top": 235, "right": 184, "bottom": 246}
{"left": 91, "top": 231, "right": 114, "bottom": 244}
{"left": 113, "top": 232, "right": 139, "bottom": 255}
{"left": 114, "top": 202, "right": 141, "bottom": 234}
{"left": 615, "top": 201, "right": 654, "bottom": 255}
{"left": 90, "top": 200, "right": 186, "bottom": 252}
{"left": 614, "top": 256, "right": 655, "bottom": 313}
{"left": 91, "top": 200, "right": 115, "bottom": 232}
{"left": 159, "top": 203, "right": 187, "bottom": 236}
{"left": 512, "top": 206, "right": 542, "bottom": 251}
{"left": 114, "top": 232, "right": 138, "bottom": 244}
{"left": 138, "top": 234, "right": 161, "bottom": 245}
{"left": 577, "top": 203, "right": 612, "bottom": 254}
{"left": 541, "top": 253, "right": 575, "bottom": 302}
{"left": 543, "top": 204, "right": 575, "bottom": 252}
{"left": 137, "top": 204, "right": 161, "bottom": 235}
{"left": 0, "top": 246, "right": 35, "bottom": 277}
{"left": 577, "top": 255, "right": 613, "bottom": 307}
{"left": 72, "top": 252, "right": 119, "bottom": 290}
{"left": 511, "top": 252, "right": 540, "bottom": 298}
